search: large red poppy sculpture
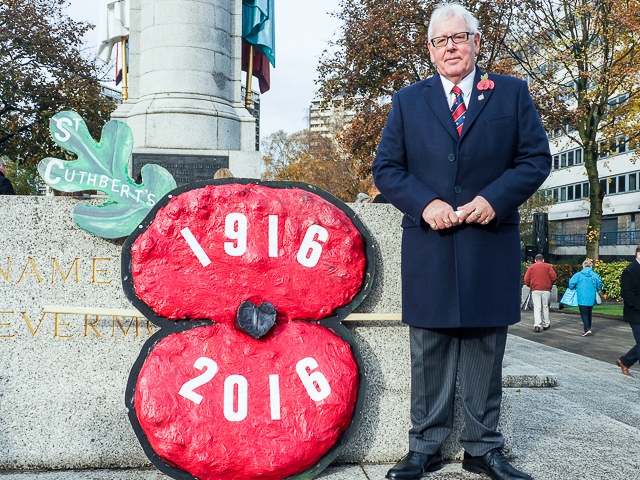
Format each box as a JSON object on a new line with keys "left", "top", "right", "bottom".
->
{"left": 122, "top": 180, "right": 374, "bottom": 480}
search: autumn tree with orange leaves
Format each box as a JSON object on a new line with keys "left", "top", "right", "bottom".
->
{"left": 505, "top": 0, "right": 640, "bottom": 260}
{"left": 261, "top": 128, "right": 371, "bottom": 203}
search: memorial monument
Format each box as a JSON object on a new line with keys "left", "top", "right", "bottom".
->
{"left": 109, "top": 0, "right": 262, "bottom": 183}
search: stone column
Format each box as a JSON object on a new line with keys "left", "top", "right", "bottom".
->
{"left": 112, "top": 0, "right": 261, "bottom": 182}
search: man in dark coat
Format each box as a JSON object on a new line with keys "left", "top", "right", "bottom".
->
{"left": 371, "top": 3, "right": 551, "bottom": 480}
{"left": 617, "top": 246, "right": 640, "bottom": 377}
{"left": 0, "top": 157, "right": 15, "bottom": 195}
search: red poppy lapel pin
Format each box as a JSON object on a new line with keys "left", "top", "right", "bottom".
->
{"left": 477, "top": 73, "right": 494, "bottom": 91}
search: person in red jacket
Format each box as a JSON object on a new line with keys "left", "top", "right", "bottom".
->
{"left": 524, "top": 254, "right": 557, "bottom": 332}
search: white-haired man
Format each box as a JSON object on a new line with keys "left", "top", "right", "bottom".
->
{"left": 372, "top": 3, "right": 550, "bottom": 479}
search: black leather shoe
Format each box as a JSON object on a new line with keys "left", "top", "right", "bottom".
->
{"left": 385, "top": 450, "right": 443, "bottom": 479}
{"left": 462, "top": 449, "right": 532, "bottom": 480}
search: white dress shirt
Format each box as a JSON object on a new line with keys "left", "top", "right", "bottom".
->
{"left": 439, "top": 68, "right": 476, "bottom": 110}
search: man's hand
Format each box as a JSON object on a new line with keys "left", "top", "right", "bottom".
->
{"left": 422, "top": 199, "right": 460, "bottom": 230}
{"left": 456, "top": 196, "right": 496, "bottom": 225}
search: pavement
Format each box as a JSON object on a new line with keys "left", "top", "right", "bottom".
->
{"left": 2, "top": 309, "right": 638, "bottom": 479}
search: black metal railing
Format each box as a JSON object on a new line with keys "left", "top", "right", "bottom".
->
{"left": 549, "top": 230, "right": 640, "bottom": 246}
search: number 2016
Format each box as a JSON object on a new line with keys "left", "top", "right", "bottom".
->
{"left": 180, "top": 213, "right": 328, "bottom": 268}
{"left": 177, "top": 357, "right": 332, "bottom": 422}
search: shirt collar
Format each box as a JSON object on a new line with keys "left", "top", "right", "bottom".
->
{"left": 440, "top": 67, "right": 476, "bottom": 107}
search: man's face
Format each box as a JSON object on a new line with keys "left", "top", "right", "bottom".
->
{"left": 428, "top": 15, "right": 480, "bottom": 84}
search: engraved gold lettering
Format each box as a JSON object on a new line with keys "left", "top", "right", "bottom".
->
{"left": 0, "top": 312, "right": 16, "bottom": 338}
{"left": 22, "top": 311, "right": 47, "bottom": 336}
{"left": 147, "top": 320, "right": 155, "bottom": 335}
{"left": 54, "top": 313, "right": 74, "bottom": 339}
{"left": 52, "top": 258, "right": 80, "bottom": 284}
{"left": 92, "top": 258, "right": 112, "bottom": 284}
{"left": 84, "top": 315, "right": 102, "bottom": 338}
{"left": 112, "top": 316, "right": 136, "bottom": 337}
{"left": 0, "top": 257, "right": 9, "bottom": 282}
{"left": 18, "top": 258, "right": 43, "bottom": 283}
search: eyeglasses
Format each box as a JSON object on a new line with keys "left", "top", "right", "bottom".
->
{"left": 430, "top": 32, "right": 474, "bottom": 48}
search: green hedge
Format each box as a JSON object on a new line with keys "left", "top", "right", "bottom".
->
{"left": 522, "top": 260, "right": 629, "bottom": 301}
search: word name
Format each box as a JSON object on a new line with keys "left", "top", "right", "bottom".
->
{"left": 0, "top": 257, "right": 113, "bottom": 284}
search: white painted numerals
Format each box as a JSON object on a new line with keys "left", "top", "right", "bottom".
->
{"left": 177, "top": 356, "right": 332, "bottom": 420}
{"left": 296, "top": 225, "right": 329, "bottom": 268}
{"left": 182, "top": 213, "right": 328, "bottom": 267}
{"left": 224, "top": 213, "right": 248, "bottom": 256}
{"left": 296, "top": 357, "right": 331, "bottom": 401}
{"left": 178, "top": 357, "right": 218, "bottom": 405}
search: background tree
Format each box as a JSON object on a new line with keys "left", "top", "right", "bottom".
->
{"left": 316, "top": 0, "right": 518, "bottom": 184}
{"left": 262, "top": 128, "right": 371, "bottom": 202}
{"left": 505, "top": 0, "right": 640, "bottom": 260}
{"left": 0, "top": 0, "right": 116, "bottom": 194}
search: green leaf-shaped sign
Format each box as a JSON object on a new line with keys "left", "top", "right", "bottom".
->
{"left": 38, "top": 111, "right": 177, "bottom": 239}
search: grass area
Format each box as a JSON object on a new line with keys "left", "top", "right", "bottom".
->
{"left": 562, "top": 304, "right": 623, "bottom": 317}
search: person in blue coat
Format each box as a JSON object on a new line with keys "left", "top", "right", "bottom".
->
{"left": 568, "top": 259, "right": 603, "bottom": 336}
{"left": 371, "top": 3, "right": 551, "bottom": 480}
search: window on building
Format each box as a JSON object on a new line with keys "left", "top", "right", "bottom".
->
{"left": 600, "top": 179, "right": 606, "bottom": 192}
{"left": 608, "top": 177, "right": 617, "bottom": 194}
{"left": 583, "top": 182, "right": 590, "bottom": 198}
{"left": 574, "top": 183, "right": 582, "bottom": 199}
{"left": 630, "top": 173, "right": 637, "bottom": 191}
{"left": 619, "top": 175, "right": 626, "bottom": 193}
{"left": 575, "top": 149, "right": 582, "bottom": 164}
{"left": 560, "top": 153, "right": 567, "bottom": 168}
{"left": 553, "top": 155, "right": 559, "bottom": 170}
{"left": 617, "top": 136, "right": 629, "bottom": 154}
{"left": 567, "top": 150, "right": 574, "bottom": 166}
{"left": 567, "top": 185, "right": 574, "bottom": 200}
{"left": 560, "top": 187, "right": 567, "bottom": 201}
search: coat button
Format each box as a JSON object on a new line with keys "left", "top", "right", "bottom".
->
{"left": 448, "top": 154, "right": 455, "bottom": 161}
{"left": 454, "top": 186, "right": 462, "bottom": 193}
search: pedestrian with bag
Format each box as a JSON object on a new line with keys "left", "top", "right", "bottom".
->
{"left": 568, "top": 259, "right": 602, "bottom": 336}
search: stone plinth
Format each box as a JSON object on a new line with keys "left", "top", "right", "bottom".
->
{"left": 0, "top": 196, "right": 543, "bottom": 472}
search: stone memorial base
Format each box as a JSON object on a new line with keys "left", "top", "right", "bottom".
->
{"left": 0, "top": 197, "right": 551, "bottom": 474}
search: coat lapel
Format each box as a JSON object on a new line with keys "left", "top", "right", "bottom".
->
{"left": 422, "top": 74, "right": 459, "bottom": 141}
{"left": 460, "top": 67, "right": 493, "bottom": 140}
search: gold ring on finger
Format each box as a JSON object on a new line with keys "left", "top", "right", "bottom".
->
{"left": 483, "top": 219, "right": 490, "bottom": 224}
{"left": 444, "top": 219, "right": 451, "bottom": 224}
{"left": 474, "top": 211, "right": 481, "bottom": 218}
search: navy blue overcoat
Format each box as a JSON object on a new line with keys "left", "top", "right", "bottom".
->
{"left": 372, "top": 68, "right": 551, "bottom": 329}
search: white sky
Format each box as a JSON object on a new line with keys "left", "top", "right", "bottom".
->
{"left": 64, "top": 0, "right": 343, "bottom": 142}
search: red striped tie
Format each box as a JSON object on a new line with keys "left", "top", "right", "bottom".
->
{"left": 451, "top": 85, "right": 466, "bottom": 136}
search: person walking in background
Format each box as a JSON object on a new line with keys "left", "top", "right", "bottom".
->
{"left": 617, "top": 246, "right": 640, "bottom": 377}
{"left": 371, "top": 3, "right": 551, "bottom": 480}
{"left": 524, "top": 254, "right": 557, "bottom": 332}
{"left": 568, "top": 259, "right": 602, "bottom": 336}
{"left": 0, "top": 157, "right": 16, "bottom": 195}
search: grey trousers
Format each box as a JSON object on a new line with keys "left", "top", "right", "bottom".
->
{"left": 408, "top": 326, "right": 508, "bottom": 456}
